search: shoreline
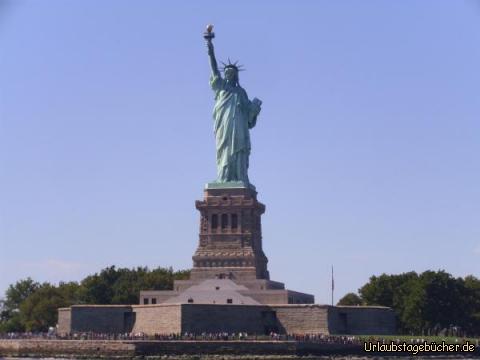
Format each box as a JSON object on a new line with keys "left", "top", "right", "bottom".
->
{"left": 1, "top": 339, "right": 479, "bottom": 359}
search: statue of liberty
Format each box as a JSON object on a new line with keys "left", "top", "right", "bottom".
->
{"left": 204, "top": 25, "right": 262, "bottom": 187}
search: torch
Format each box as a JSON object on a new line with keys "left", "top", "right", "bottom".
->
{"left": 203, "top": 24, "right": 215, "bottom": 41}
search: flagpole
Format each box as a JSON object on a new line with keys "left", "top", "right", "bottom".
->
{"left": 331, "top": 265, "right": 334, "bottom": 306}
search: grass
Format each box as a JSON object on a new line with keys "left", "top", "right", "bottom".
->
{"left": 354, "top": 334, "right": 479, "bottom": 344}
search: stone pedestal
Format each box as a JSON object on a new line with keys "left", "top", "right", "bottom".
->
{"left": 138, "top": 184, "right": 315, "bottom": 305}
{"left": 191, "top": 185, "right": 270, "bottom": 281}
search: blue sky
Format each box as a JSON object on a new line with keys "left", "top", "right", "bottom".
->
{"left": 0, "top": 0, "right": 479, "bottom": 304}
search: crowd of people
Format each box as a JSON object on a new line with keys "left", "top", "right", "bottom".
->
{"left": 1, "top": 331, "right": 353, "bottom": 342}
{"left": 0, "top": 331, "right": 477, "bottom": 346}
{"left": 289, "top": 333, "right": 359, "bottom": 344}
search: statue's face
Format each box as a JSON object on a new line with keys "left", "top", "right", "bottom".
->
{"left": 224, "top": 68, "right": 238, "bottom": 82}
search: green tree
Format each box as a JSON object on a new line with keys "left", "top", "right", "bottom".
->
{"left": 111, "top": 267, "right": 147, "bottom": 304}
{"left": 0, "top": 266, "right": 190, "bottom": 333}
{"left": 418, "top": 271, "right": 466, "bottom": 332}
{"left": 337, "top": 292, "right": 362, "bottom": 306}
{"left": 110, "top": 267, "right": 190, "bottom": 304}
{"left": 398, "top": 278, "right": 425, "bottom": 333}
{"left": 359, "top": 274, "right": 396, "bottom": 307}
{"left": 79, "top": 265, "right": 121, "bottom": 304}
{"left": 19, "top": 282, "right": 82, "bottom": 332}
{"left": 0, "top": 298, "right": 23, "bottom": 332}
{"left": 0, "top": 278, "right": 41, "bottom": 332}
{"left": 79, "top": 266, "right": 191, "bottom": 305}
{"left": 3, "top": 278, "right": 40, "bottom": 312}
{"left": 464, "top": 275, "right": 480, "bottom": 334}
{"left": 359, "top": 272, "right": 418, "bottom": 308}
{"left": 358, "top": 270, "right": 480, "bottom": 335}
{"left": 57, "top": 281, "right": 82, "bottom": 304}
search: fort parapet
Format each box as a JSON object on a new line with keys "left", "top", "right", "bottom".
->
{"left": 58, "top": 303, "right": 395, "bottom": 336}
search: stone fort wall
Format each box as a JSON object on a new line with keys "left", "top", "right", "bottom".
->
{"left": 60, "top": 305, "right": 132, "bottom": 334}
{"left": 57, "top": 308, "right": 71, "bottom": 335}
{"left": 58, "top": 303, "right": 395, "bottom": 336}
{"left": 0, "top": 339, "right": 372, "bottom": 357}
{"left": 328, "top": 306, "right": 396, "bottom": 335}
{"left": 181, "top": 304, "right": 276, "bottom": 334}
{"left": 0, "top": 340, "right": 135, "bottom": 357}
{"left": 271, "top": 305, "right": 330, "bottom": 334}
{"left": 132, "top": 304, "right": 182, "bottom": 334}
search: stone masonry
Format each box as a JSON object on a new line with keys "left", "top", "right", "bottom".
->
{"left": 57, "top": 186, "right": 395, "bottom": 335}
{"left": 140, "top": 186, "right": 315, "bottom": 305}
{"left": 192, "top": 187, "right": 269, "bottom": 281}
{"left": 58, "top": 303, "right": 395, "bottom": 335}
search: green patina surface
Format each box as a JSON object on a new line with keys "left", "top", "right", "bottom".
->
{"left": 205, "top": 181, "right": 256, "bottom": 191}
{"left": 205, "top": 27, "right": 262, "bottom": 186}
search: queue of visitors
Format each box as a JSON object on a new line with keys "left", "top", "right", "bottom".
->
{"left": 0, "top": 331, "right": 478, "bottom": 347}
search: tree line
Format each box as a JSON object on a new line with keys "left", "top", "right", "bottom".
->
{"left": 338, "top": 270, "right": 480, "bottom": 336}
{"left": 1, "top": 267, "right": 478, "bottom": 335}
{"left": 0, "top": 266, "right": 190, "bottom": 332}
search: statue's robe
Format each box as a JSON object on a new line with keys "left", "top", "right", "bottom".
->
{"left": 210, "top": 74, "right": 260, "bottom": 183}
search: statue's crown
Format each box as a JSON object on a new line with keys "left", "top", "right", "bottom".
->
{"left": 221, "top": 59, "right": 245, "bottom": 72}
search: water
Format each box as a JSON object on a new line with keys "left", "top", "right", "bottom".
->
{"left": 0, "top": 355, "right": 479, "bottom": 360}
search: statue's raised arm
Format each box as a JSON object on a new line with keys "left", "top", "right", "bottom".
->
{"left": 204, "top": 25, "right": 220, "bottom": 77}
